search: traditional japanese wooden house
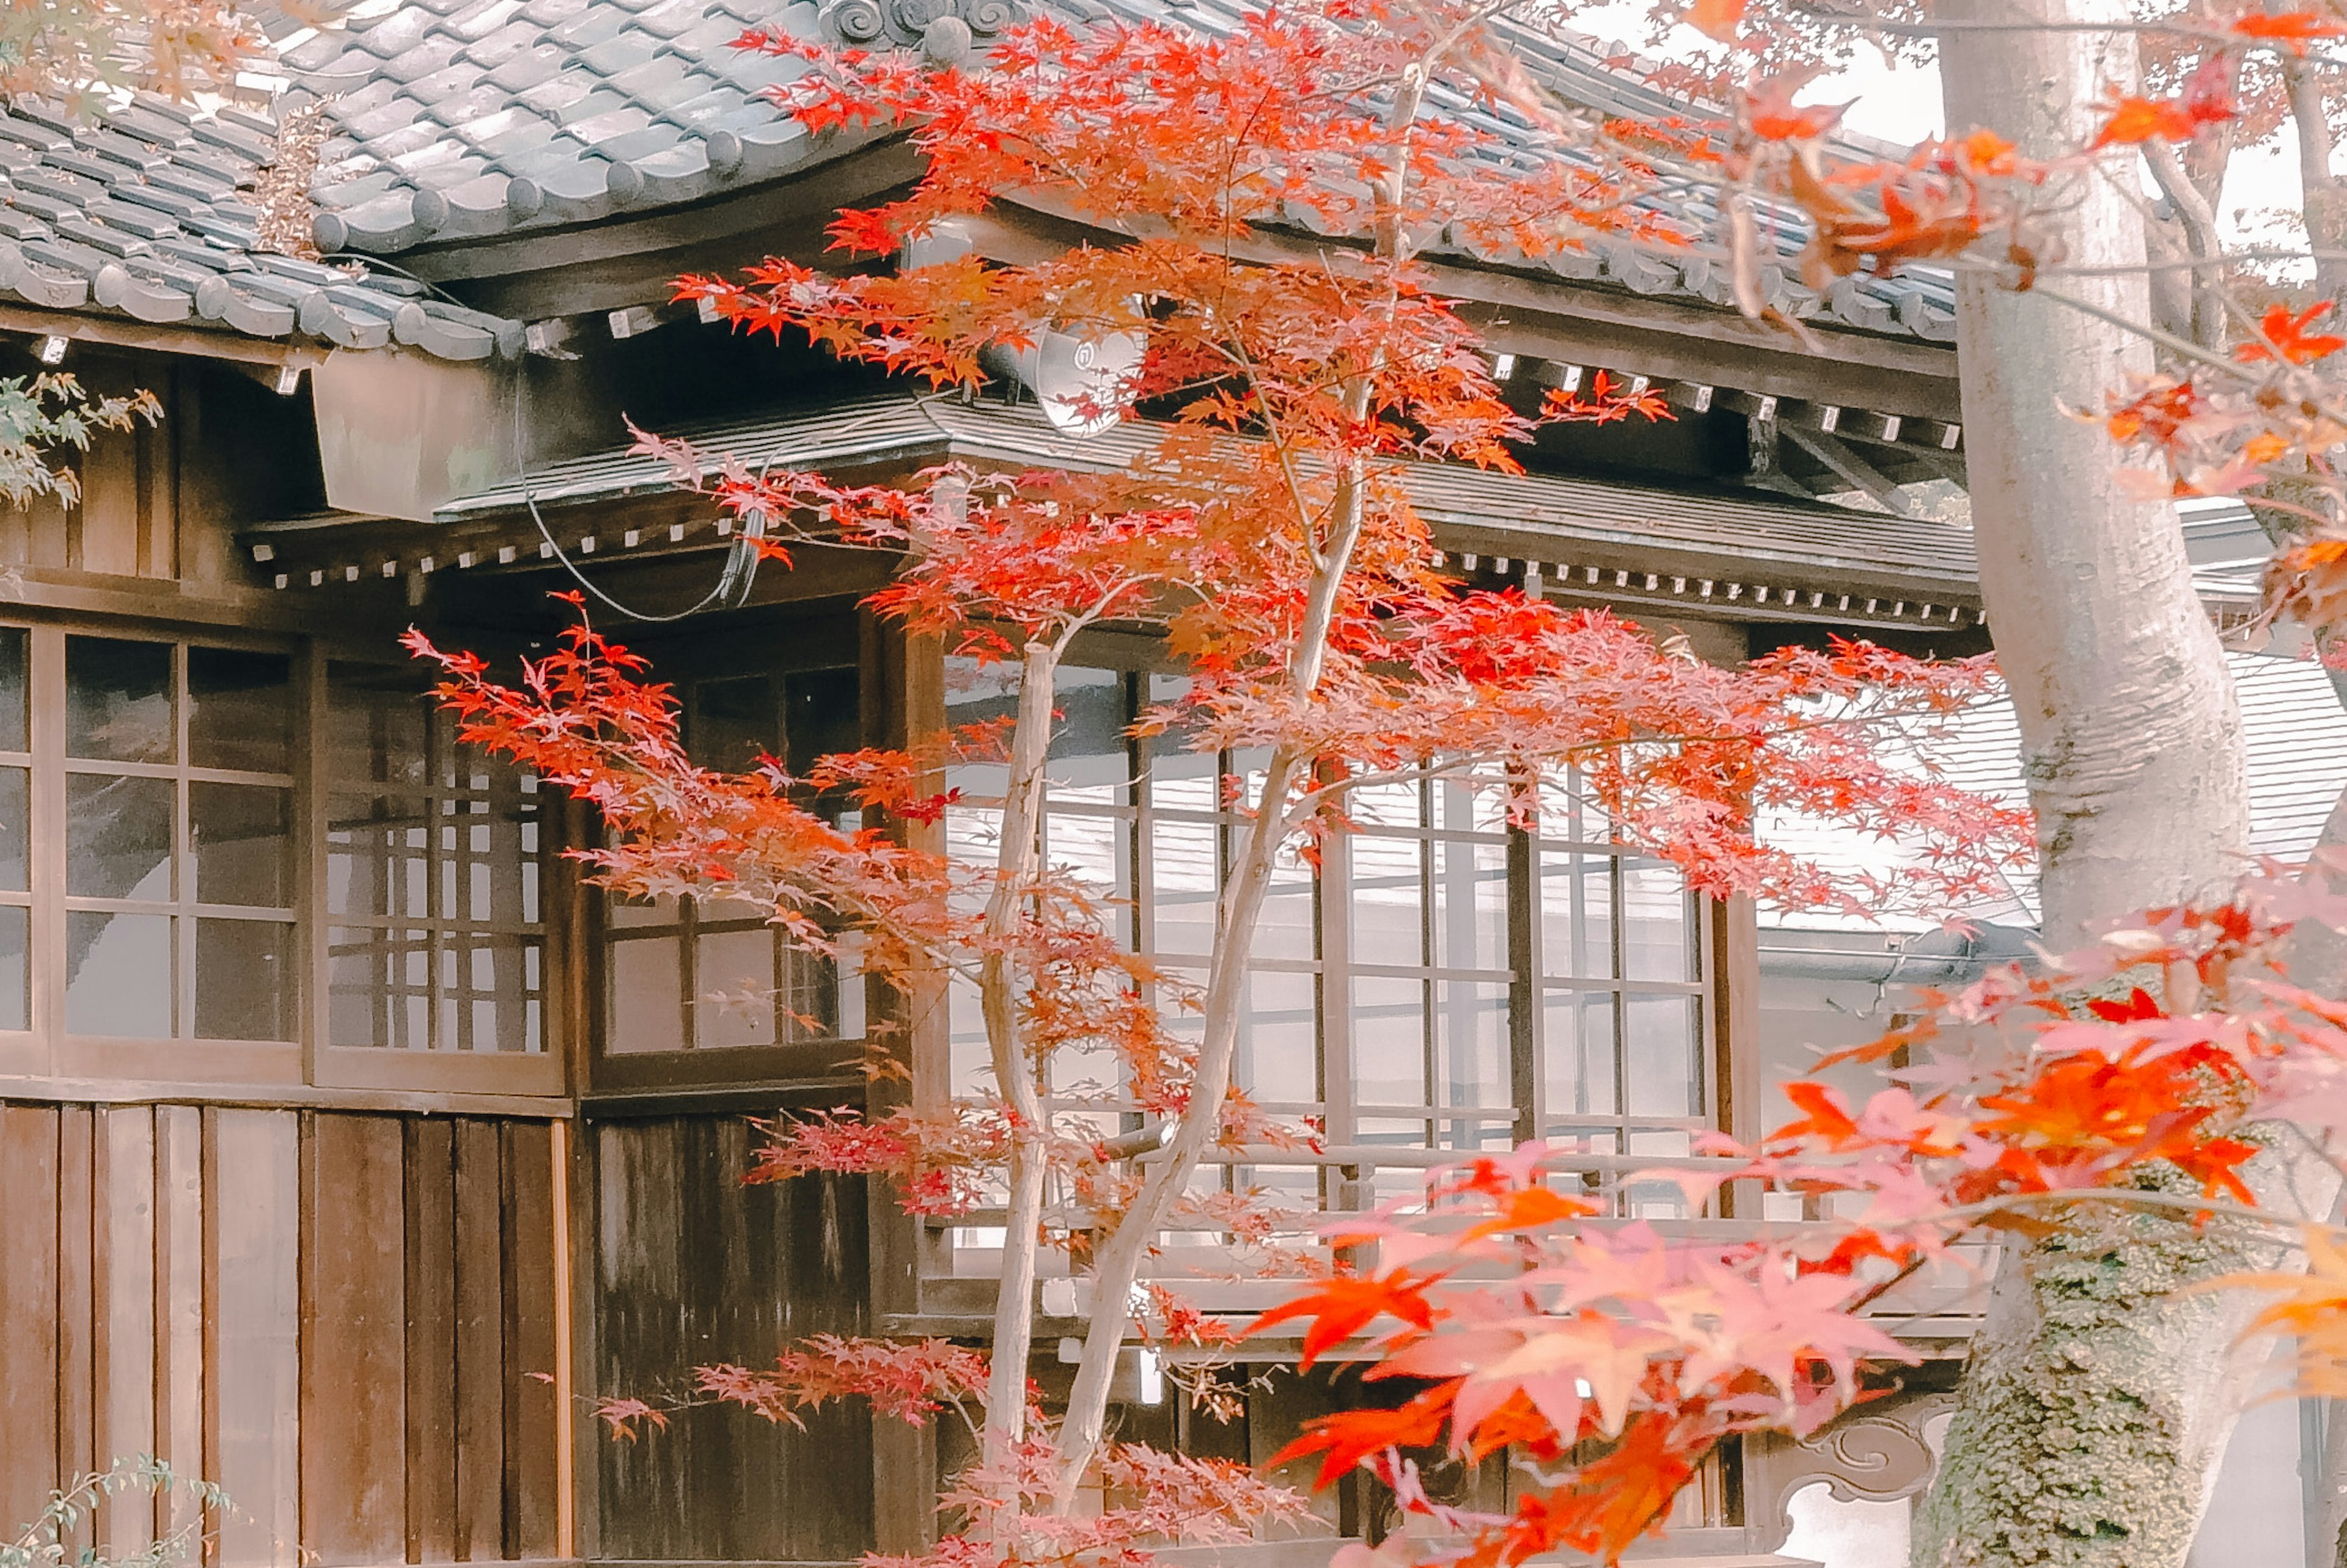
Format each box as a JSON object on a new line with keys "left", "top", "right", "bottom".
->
{"left": 0, "top": 2, "right": 2034, "bottom": 1564}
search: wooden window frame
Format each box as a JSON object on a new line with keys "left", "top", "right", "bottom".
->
{"left": 581, "top": 607, "right": 875, "bottom": 1096}
{"left": 311, "top": 650, "right": 563, "bottom": 1097}
{"left": 0, "top": 616, "right": 566, "bottom": 1099}
{"left": 931, "top": 641, "right": 1722, "bottom": 1211}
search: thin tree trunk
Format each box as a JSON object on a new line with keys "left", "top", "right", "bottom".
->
{"left": 980, "top": 639, "right": 1061, "bottom": 1530}
{"left": 1919, "top": 0, "right": 2260, "bottom": 1559}
{"left": 1045, "top": 53, "right": 1444, "bottom": 1506}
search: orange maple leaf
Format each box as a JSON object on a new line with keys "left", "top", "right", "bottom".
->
{"left": 1688, "top": 0, "right": 1745, "bottom": 43}
{"left": 2233, "top": 10, "right": 2347, "bottom": 54}
{"left": 2090, "top": 95, "right": 2202, "bottom": 148}
{"left": 1246, "top": 1269, "right": 1440, "bottom": 1366}
{"left": 2238, "top": 302, "right": 2347, "bottom": 364}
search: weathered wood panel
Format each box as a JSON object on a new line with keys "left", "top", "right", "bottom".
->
{"left": 501, "top": 1121, "right": 561, "bottom": 1560}
{"left": 95, "top": 1107, "right": 156, "bottom": 1553}
{"left": 453, "top": 1119, "right": 506, "bottom": 1562}
{"left": 0, "top": 1101, "right": 606, "bottom": 1567}
{"left": 403, "top": 1118, "right": 459, "bottom": 1564}
{"left": 155, "top": 1106, "right": 204, "bottom": 1543}
{"left": 591, "top": 1113, "right": 874, "bottom": 1562}
{"left": 299, "top": 1113, "right": 408, "bottom": 1566}
{"left": 54, "top": 1107, "right": 95, "bottom": 1518}
{"left": 208, "top": 1108, "right": 299, "bottom": 1568}
{"left": 0, "top": 1105, "right": 60, "bottom": 1534}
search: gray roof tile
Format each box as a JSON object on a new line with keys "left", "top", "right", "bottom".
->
{"left": 606, "top": 54, "right": 705, "bottom": 111}
{"left": 7, "top": 190, "right": 80, "bottom": 224}
{"left": 24, "top": 235, "right": 111, "bottom": 276}
{"left": 279, "top": 0, "right": 1960, "bottom": 353}
{"left": 13, "top": 167, "right": 104, "bottom": 205}
{"left": 567, "top": 104, "right": 655, "bottom": 144}
{"left": 143, "top": 164, "right": 234, "bottom": 202}
{"left": 7, "top": 257, "right": 90, "bottom": 309}
{"left": 384, "top": 37, "right": 469, "bottom": 83}
{"left": 446, "top": 0, "right": 529, "bottom": 42}
{"left": 301, "top": 0, "right": 815, "bottom": 260}
{"left": 0, "top": 122, "right": 68, "bottom": 156}
{"left": 343, "top": 97, "right": 427, "bottom": 140}
{"left": 59, "top": 217, "right": 150, "bottom": 257}
{"left": 548, "top": 5, "right": 634, "bottom": 46}
{"left": 638, "top": 0, "right": 713, "bottom": 34}
{"left": 578, "top": 28, "right": 662, "bottom": 73}
{"left": 358, "top": 7, "right": 438, "bottom": 58}
{"left": 85, "top": 197, "right": 183, "bottom": 239}
{"left": 188, "top": 119, "right": 275, "bottom": 164}
{"left": 486, "top": 42, "right": 568, "bottom": 90}
{"left": 332, "top": 77, "right": 409, "bottom": 117}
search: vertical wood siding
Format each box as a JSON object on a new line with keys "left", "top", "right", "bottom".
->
{"left": 590, "top": 1115, "right": 874, "bottom": 1563}
{"left": 0, "top": 1104, "right": 564, "bottom": 1568}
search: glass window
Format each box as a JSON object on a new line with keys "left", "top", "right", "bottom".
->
{"left": 601, "top": 663, "right": 866, "bottom": 1055}
{"left": 62, "top": 637, "right": 295, "bottom": 1042}
{"left": 603, "top": 894, "right": 861, "bottom": 1053}
{"left": 0, "top": 626, "right": 28, "bottom": 1031}
{"left": 930, "top": 667, "right": 1710, "bottom": 1207}
{"left": 189, "top": 648, "right": 293, "bottom": 773}
{"left": 1533, "top": 774, "right": 1706, "bottom": 1170}
{"left": 326, "top": 662, "right": 544, "bottom": 1053}
{"left": 67, "top": 636, "right": 172, "bottom": 763}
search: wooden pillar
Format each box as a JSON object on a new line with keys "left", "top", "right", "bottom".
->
{"left": 861, "top": 607, "right": 941, "bottom": 1553}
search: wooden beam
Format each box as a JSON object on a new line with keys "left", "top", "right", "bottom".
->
{"left": 970, "top": 200, "right": 1966, "bottom": 420}
{"left": 1780, "top": 423, "right": 1919, "bottom": 516}
{"left": 0, "top": 305, "right": 330, "bottom": 370}
{"left": 397, "top": 140, "right": 930, "bottom": 317}
{"left": 1892, "top": 443, "right": 1969, "bottom": 485}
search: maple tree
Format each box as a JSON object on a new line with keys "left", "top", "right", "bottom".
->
{"left": 402, "top": 0, "right": 2347, "bottom": 1563}
{"left": 1260, "top": 874, "right": 2347, "bottom": 1565}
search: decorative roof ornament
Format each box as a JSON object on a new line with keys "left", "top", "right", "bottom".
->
{"left": 817, "top": 0, "right": 1026, "bottom": 54}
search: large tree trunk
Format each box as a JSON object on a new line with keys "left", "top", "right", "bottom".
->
{"left": 1936, "top": 0, "right": 2250, "bottom": 949}
{"left": 1917, "top": 0, "right": 2261, "bottom": 1561}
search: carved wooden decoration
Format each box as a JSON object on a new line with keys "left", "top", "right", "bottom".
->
{"left": 1745, "top": 1392, "right": 1957, "bottom": 1552}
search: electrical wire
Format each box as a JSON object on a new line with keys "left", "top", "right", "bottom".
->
{"left": 315, "top": 251, "right": 759, "bottom": 622}
{"left": 508, "top": 354, "right": 758, "bottom": 624}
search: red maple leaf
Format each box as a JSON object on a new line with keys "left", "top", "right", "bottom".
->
{"left": 2238, "top": 302, "right": 2347, "bottom": 364}
{"left": 1246, "top": 1269, "right": 1441, "bottom": 1366}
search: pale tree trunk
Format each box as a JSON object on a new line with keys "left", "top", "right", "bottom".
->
{"left": 1937, "top": 0, "right": 2249, "bottom": 950}
{"left": 1917, "top": 0, "right": 2263, "bottom": 1560}
{"left": 1043, "top": 55, "right": 1442, "bottom": 1508}
{"left": 980, "top": 639, "right": 1061, "bottom": 1531}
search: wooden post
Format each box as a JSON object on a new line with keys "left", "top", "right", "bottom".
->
{"left": 862, "top": 606, "right": 941, "bottom": 1553}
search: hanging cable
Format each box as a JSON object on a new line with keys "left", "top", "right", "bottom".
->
{"left": 318, "top": 253, "right": 757, "bottom": 623}
{"left": 508, "top": 360, "right": 760, "bottom": 623}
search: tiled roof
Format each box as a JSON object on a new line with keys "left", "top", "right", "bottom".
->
{"left": 1768, "top": 645, "right": 2347, "bottom": 936}
{"left": 287, "top": 0, "right": 1960, "bottom": 345}
{"left": 292, "top": 0, "right": 835, "bottom": 255}
{"left": 0, "top": 92, "right": 520, "bottom": 360}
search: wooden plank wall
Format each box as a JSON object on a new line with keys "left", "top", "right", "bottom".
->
{"left": 590, "top": 1115, "right": 873, "bottom": 1563}
{"left": 0, "top": 1104, "right": 564, "bottom": 1568}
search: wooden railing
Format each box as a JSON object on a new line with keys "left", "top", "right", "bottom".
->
{"left": 908, "top": 1144, "right": 1994, "bottom": 1344}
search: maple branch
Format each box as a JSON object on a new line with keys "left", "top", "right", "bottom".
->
{"left": 2139, "top": 137, "right": 2228, "bottom": 349}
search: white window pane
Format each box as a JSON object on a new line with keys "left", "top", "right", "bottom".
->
{"left": 608, "top": 936, "right": 683, "bottom": 1053}
{"left": 1353, "top": 976, "right": 1425, "bottom": 1108}
{"left": 1351, "top": 835, "right": 1423, "bottom": 967}
{"left": 1625, "top": 993, "right": 1700, "bottom": 1118}
{"left": 1431, "top": 839, "right": 1507, "bottom": 972}
{"left": 67, "top": 911, "right": 172, "bottom": 1036}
